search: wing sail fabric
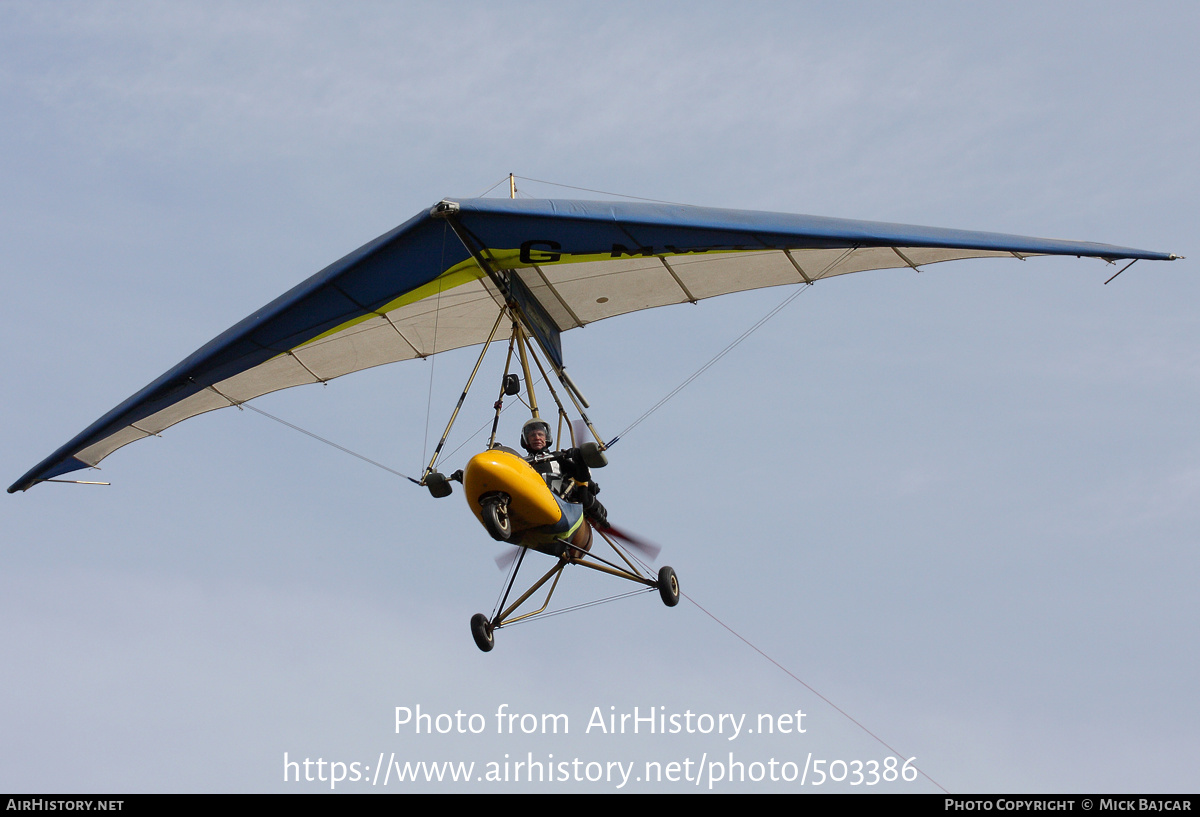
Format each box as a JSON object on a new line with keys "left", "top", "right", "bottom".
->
{"left": 10, "top": 198, "right": 1175, "bottom": 492}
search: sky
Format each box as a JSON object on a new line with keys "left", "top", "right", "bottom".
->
{"left": 2, "top": 1, "right": 1197, "bottom": 793}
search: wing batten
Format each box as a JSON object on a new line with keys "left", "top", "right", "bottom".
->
{"left": 10, "top": 197, "right": 1175, "bottom": 493}
{"left": 783, "top": 249, "right": 815, "bottom": 284}
{"left": 525, "top": 264, "right": 587, "bottom": 330}
{"left": 659, "top": 256, "right": 699, "bottom": 304}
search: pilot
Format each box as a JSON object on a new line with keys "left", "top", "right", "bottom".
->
{"left": 520, "top": 417, "right": 608, "bottom": 529}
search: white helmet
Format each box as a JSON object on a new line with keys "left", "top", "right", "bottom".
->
{"left": 520, "top": 418, "right": 552, "bottom": 451}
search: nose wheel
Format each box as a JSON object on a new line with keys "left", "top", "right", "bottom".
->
{"left": 480, "top": 496, "right": 512, "bottom": 541}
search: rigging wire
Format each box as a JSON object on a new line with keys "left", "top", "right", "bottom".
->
{"left": 441, "top": 393, "right": 518, "bottom": 462}
{"left": 436, "top": 372, "right": 549, "bottom": 466}
{"left": 498, "top": 587, "right": 652, "bottom": 625}
{"left": 421, "top": 222, "right": 449, "bottom": 465}
{"left": 679, "top": 588, "right": 949, "bottom": 794}
{"left": 240, "top": 402, "right": 417, "bottom": 483}
{"left": 486, "top": 527, "right": 947, "bottom": 791}
{"left": 472, "top": 175, "right": 514, "bottom": 198}
{"left": 610, "top": 282, "right": 813, "bottom": 445}
{"left": 611, "top": 546, "right": 948, "bottom": 793}
{"left": 512, "top": 175, "right": 692, "bottom": 206}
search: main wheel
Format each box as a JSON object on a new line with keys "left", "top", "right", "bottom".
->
{"left": 470, "top": 613, "right": 495, "bottom": 652}
{"left": 657, "top": 565, "right": 680, "bottom": 607}
{"left": 480, "top": 498, "right": 512, "bottom": 541}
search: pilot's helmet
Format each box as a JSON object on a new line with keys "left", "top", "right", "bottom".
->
{"left": 520, "top": 418, "right": 552, "bottom": 452}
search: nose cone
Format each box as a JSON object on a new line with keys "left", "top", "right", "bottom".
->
{"left": 463, "top": 449, "right": 560, "bottom": 530}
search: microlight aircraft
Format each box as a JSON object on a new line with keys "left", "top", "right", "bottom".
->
{"left": 10, "top": 194, "right": 1179, "bottom": 651}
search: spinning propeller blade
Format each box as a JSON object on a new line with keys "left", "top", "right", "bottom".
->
{"left": 493, "top": 523, "right": 662, "bottom": 571}
{"left": 597, "top": 523, "right": 662, "bottom": 561}
{"left": 572, "top": 419, "right": 589, "bottom": 448}
{"left": 495, "top": 546, "right": 522, "bottom": 572}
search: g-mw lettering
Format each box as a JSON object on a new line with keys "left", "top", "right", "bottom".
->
{"left": 611, "top": 244, "right": 719, "bottom": 257}
{"left": 520, "top": 240, "right": 562, "bottom": 264}
{"left": 611, "top": 243, "right": 655, "bottom": 258}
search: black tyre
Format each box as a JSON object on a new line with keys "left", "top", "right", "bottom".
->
{"left": 481, "top": 497, "right": 512, "bottom": 541}
{"left": 657, "top": 565, "right": 680, "bottom": 607}
{"left": 470, "top": 613, "right": 494, "bottom": 652}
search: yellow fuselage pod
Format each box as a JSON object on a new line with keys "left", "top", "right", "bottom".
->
{"left": 463, "top": 449, "right": 562, "bottom": 534}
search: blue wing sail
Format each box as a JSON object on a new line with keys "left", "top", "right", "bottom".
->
{"left": 10, "top": 198, "right": 1176, "bottom": 493}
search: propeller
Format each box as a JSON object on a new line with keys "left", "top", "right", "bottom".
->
{"left": 494, "top": 545, "right": 522, "bottom": 572}
{"left": 594, "top": 522, "right": 662, "bottom": 561}
{"left": 493, "top": 523, "right": 662, "bottom": 572}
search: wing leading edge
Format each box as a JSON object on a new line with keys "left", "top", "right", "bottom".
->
{"left": 10, "top": 198, "right": 1177, "bottom": 493}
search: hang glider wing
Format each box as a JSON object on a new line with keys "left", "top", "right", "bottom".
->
{"left": 10, "top": 197, "right": 1177, "bottom": 492}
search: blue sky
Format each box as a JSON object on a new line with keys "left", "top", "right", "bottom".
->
{"left": 3, "top": 1, "right": 1197, "bottom": 792}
